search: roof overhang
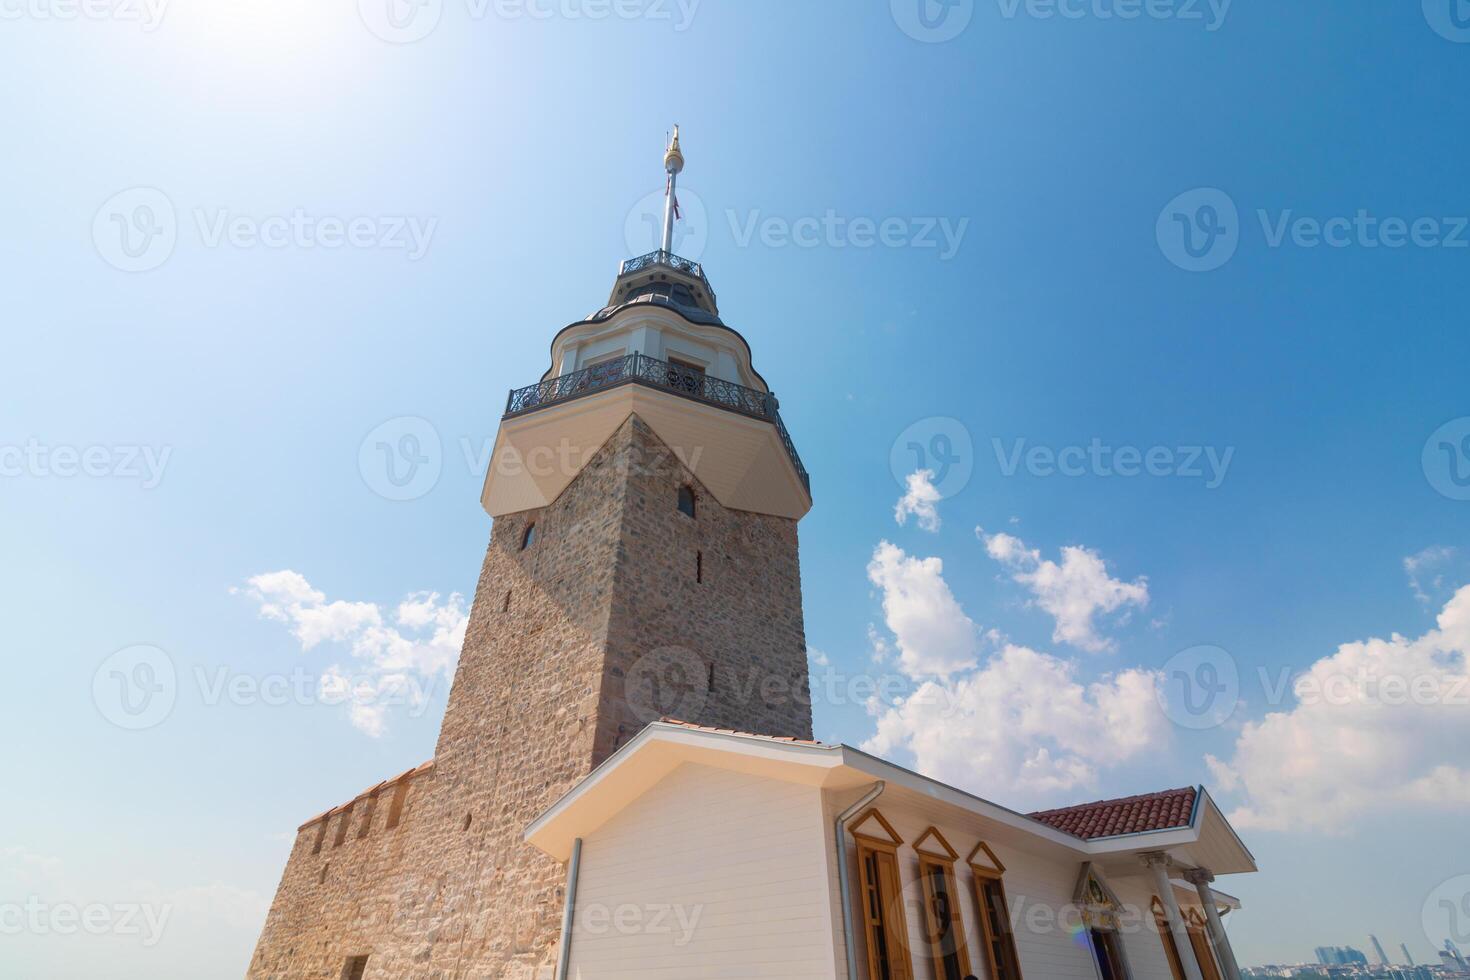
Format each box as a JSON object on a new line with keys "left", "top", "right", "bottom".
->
{"left": 523, "top": 723, "right": 1257, "bottom": 880}
{"left": 481, "top": 386, "right": 812, "bottom": 520}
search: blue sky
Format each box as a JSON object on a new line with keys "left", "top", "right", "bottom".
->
{"left": 5, "top": 0, "right": 1470, "bottom": 976}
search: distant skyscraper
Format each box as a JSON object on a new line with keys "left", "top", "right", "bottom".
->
{"left": 1316, "top": 946, "right": 1368, "bottom": 966}
{"left": 1401, "top": 943, "right": 1415, "bottom": 966}
{"left": 1371, "top": 935, "right": 1390, "bottom": 966}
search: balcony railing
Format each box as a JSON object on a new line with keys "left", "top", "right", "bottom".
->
{"left": 617, "top": 250, "right": 717, "bottom": 306}
{"left": 503, "top": 352, "right": 810, "bottom": 495}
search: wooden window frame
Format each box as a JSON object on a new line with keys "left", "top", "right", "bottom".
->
{"left": 1151, "top": 897, "right": 1187, "bottom": 980}
{"left": 914, "top": 827, "right": 971, "bottom": 980}
{"left": 1186, "top": 909, "right": 1223, "bottom": 980}
{"left": 969, "top": 841, "right": 1024, "bottom": 980}
{"left": 852, "top": 809, "right": 915, "bottom": 980}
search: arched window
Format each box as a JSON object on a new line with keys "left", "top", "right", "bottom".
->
{"left": 520, "top": 523, "right": 536, "bottom": 550}
{"left": 677, "top": 486, "right": 696, "bottom": 518}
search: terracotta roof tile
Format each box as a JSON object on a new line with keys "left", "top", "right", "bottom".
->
{"left": 1028, "top": 787, "right": 1197, "bottom": 840}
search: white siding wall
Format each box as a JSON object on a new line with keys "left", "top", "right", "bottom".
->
{"left": 1112, "top": 877, "right": 1187, "bottom": 980}
{"left": 566, "top": 762, "right": 841, "bottom": 979}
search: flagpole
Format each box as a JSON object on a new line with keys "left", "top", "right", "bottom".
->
{"left": 661, "top": 125, "right": 683, "bottom": 255}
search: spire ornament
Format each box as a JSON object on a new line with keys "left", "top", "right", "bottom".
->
{"left": 661, "top": 124, "right": 683, "bottom": 254}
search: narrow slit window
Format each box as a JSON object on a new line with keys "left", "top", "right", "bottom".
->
{"left": 463, "top": 812, "right": 473, "bottom": 831}
{"left": 342, "top": 955, "right": 369, "bottom": 980}
{"left": 696, "top": 551, "right": 703, "bottom": 583}
{"left": 520, "top": 523, "right": 536, "bottom": 550}
{"left": 502, "top": 590, "right": 512, "bottom": 613}
{"left": 677, "top": 485, "right": 697, "bottom": 518}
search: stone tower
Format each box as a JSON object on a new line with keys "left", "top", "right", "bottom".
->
{"left": 247, "top": 133, "right": 814, "bottom": 979}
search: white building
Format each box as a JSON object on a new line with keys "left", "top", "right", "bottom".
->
{"left": 526, "top": 720, "right": 1257, "bottom": 980}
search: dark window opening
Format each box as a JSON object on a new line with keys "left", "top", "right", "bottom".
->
{"left": 502, "top": 590, "right": 512, "bottom": 613}
{"left": 463, "top": 813, "right": 473, "bottom": 831}
{"left": 1089, "top": 929, "right": 1126, "bottom": 980}
{"left": 696, "top": 551, "right": 703, "bottom": 583}
{"left": 342, "top": 954, "right": 369, "bottom": 980}
{"left": 707, "top": 662, "right": 716, "bottom": 693}
{"left": 520, "top": 523, "right": 536, "bottom": 550}
{"left": 677, "top": 485, "right": 697, "bottom": 518}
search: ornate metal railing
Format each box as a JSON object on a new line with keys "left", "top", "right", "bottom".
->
{"left": 504, "top": 352, "right": 809, "bottom": 494}
{"left": 619, "top": 249, "right": 709, "bottom": 284}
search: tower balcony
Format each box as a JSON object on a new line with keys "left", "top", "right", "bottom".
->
{"left": 504, "top": 352, "right": 809, "bottom": 496}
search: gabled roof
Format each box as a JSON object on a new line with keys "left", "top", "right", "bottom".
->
{"left": 523, "top": 723, "right": 1256, "bottom": 877}
{"left": 1029, "top": 787, "right": 1198, "bottom": 840}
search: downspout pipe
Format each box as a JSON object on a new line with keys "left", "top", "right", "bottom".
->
{"left": 554, "top": 838, "right": 583, "bottom": 980}
{"left": 835, "top": 781, "right": 886, "bottom": 980}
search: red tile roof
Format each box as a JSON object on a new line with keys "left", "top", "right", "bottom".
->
{"left": 1028, "top": 787, "right": 1197, "bottom": 840}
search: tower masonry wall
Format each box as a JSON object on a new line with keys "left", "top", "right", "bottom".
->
{"left": 247, "top": 411, "right": 812, "bottom": 979}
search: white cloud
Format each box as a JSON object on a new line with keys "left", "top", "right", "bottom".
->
{"left": 978, "top": 529, "right": 1148, "bottom": 653}
{"left": 236, "top": 571, "right": 467, "bottom": 736}
{"left": 867, "top": 541, "right": 979, "bottom": 677}
{"left": 894, "top": 469, "right": 943, "bottom": 532}
{"left": 1404, "top": 545, "right": 1456, "bottom": 606}
{"left": 1207, "top": 584, "right": 1470, "bottom": 834}
{"left": 864, "top": 644, "right": 1166, "bottom": 809}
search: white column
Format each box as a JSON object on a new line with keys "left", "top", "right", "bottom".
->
{"left": 1144, "top": 853, "right": 1204, "bottom": 980}
{"left": 1185, "top": 868, "right": 1242, "bottom": 980}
